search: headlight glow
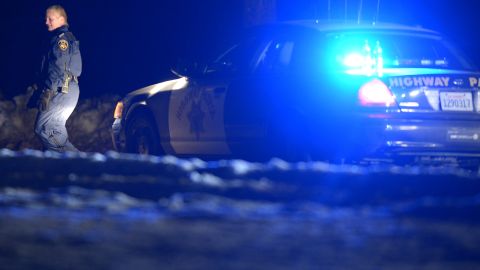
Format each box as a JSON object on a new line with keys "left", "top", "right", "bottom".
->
{"left": 114, "top": 101, "right": 124, "bottom": 119}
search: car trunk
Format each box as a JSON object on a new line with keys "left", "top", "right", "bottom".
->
{"left": 384, "top": 73, "right": 480, "bottom": 119}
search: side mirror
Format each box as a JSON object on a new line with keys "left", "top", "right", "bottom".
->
{"left": 204, "top": 60, "right": 239, "bottom": 77}
{"left": 171, "top": 59, "right": 205, "bottom": 79}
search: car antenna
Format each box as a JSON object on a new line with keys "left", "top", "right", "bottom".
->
{"left": 313, "top": 0, "right": 319, "bottom": 22}
{"left": 327, "top": 0, "right": 331, "bottom": 21}
{"left": 374, "top": 0, "right": 381, "bottom": 25}
{"left": 357, "top": 0, "right": 363, "bottom": 24}
{"left": 345, "top": 0, "right": 348, "bottom": 23}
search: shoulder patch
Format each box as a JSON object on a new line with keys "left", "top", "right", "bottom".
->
{"left": 58, "top": 39, "right": 69, "bottom": 51}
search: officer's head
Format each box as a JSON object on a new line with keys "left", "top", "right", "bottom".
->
{"left": 45, "top": 5, "right": 68, "bottom": 32}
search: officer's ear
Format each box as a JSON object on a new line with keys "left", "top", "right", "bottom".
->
{"left": 59, "top": 16, "right": 66, "bottom": 25}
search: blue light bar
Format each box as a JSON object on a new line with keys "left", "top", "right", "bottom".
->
{"left": 340, "top": 39, "right": 384, "bottom": 77}
{"left": 344, "top": 67, "right": 473, "bottom": 76}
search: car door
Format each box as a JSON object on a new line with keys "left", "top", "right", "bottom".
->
{"left": 168, "top": 75, "right": 230, "bottom": 155}
{"left": 223, "top": 34, "right": 300, "bottom": 156}
{"left": 169, "top": 34, "right": 273, "bottom": 156}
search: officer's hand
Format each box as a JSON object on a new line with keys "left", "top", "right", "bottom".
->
{"left": 38, "top": 89, "right": 53, "bottom": 112}
{"left": 26, "top": 84, "right": 40, "bottom": 109}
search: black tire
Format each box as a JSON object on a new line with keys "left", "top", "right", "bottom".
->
{"left": 125, "top": 112, "right": 162, "bottom": 156}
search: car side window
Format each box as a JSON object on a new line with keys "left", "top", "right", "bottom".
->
{"left": 254, "top": 39, "right": 295, "bottom": 74}
{"left": 206, "top": 36, "right": 264, "bottom": 76}
{"left": 254, "top": 31, "right": 327, "bottom": 76}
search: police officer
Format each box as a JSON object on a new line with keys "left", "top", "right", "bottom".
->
{"left": 33, "top": 5, "right": 82, "bottom": 152}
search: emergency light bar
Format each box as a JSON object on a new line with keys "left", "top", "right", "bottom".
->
{"left": 342, "top": 40, "right": 384, "bottom": 77}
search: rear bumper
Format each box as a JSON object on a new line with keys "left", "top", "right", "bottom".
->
{"left": 368, "top": 116, "right": 480, "bottom": 157}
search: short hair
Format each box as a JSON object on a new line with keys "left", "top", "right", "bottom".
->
{"left": 47, "top": 5, "right": 68, "bottom": 25}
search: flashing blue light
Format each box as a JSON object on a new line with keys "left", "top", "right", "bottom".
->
{"left": 340, "top": 40, "right": 384, "bottom": 77}
{"left": 345, "top": 67, "right": 472, "bottom": 76}
{"left": 435, "top": 59, "right": 448, "bottom": 66}
{"left": 421, "top": 59, "right": 432, "bottom": 65}
{"left": 343, "top": 53, "right": 365, "bottom": 67}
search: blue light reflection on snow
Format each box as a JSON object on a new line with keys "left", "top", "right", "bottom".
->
{"left": 1, "top": 149, "right": 480, "bottom": 223}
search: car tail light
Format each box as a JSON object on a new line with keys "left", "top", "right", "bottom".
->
{"left": 358, "top": 79, "right": 395, "bottom": 107}
{"left": 114, "top": 101, "right": 124, "bottom": 119}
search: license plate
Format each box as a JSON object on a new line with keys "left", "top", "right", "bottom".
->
{"left": 440, "top": 92, "right": 473, "bottom": 112}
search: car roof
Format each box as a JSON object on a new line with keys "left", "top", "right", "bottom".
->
{"left": 273, "top": 20, "right": 440, "bottom": 36}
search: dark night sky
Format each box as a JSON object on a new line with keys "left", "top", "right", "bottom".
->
{"left": 1, "top": 0, "right": 479, "bottom": 99}
{"left": 0, "top": 0, "right": 243, "bottom": 98}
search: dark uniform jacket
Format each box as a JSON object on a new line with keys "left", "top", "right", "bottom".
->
{"left": 38, "top": 25, "right": 82, "bottom": 92}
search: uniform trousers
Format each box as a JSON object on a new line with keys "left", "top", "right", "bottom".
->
{"left": 34, "top": 82, "right": 79, "bottom": 152}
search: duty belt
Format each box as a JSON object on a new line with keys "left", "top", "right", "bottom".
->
{"left": 61, "top": 74, "right": 79, "bottom": 93}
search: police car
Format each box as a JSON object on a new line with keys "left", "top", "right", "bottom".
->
{"left": 112, "top": 20, "right": 480, "bottom": 162}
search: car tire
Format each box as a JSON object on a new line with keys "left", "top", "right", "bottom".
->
{"left": 125, "top": 112, "right": 162, "bottom": 156}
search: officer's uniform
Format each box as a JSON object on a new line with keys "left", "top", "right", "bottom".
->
{"left": 34, "top": 25, "right": 82, "bottom": 152}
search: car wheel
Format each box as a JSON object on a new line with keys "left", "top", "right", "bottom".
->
{"left": 126, "top": 112, "right": 162, "bottom": 155}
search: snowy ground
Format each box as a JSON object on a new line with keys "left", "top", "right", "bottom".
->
{"left": 1, "top": 149, "right": 480, "bottom": 269}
